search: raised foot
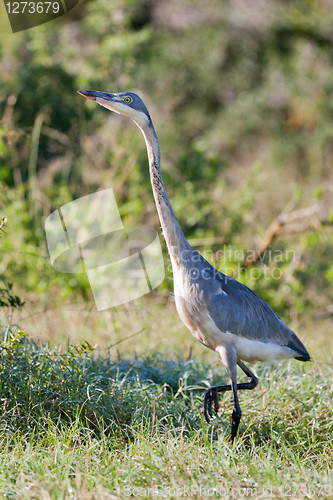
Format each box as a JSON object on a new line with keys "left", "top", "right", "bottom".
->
{"left": 203, "top": 383, "right": 231, "bottom": 423}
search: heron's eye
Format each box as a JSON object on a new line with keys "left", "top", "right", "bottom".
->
{"left": 123, "top": 96, "right": 132, "bottom": 103}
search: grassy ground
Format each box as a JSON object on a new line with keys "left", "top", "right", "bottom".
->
{"left": 0, "top": 326, "right": 332, "bottom": 499}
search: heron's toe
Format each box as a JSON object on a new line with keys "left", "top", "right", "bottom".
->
{"left": 203, "top": 386, "right": 219, "bottom": 423}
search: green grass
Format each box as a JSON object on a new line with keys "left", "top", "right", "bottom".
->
{"left": 0, "top": 336, "right": 332, "bottom": 499}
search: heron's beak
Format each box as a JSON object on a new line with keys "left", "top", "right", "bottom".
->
{"left": 77, "top": 90, "right": 116, "bottom": 102}
{"left": 77, "top": 90, "right": 97, "bottom": 101}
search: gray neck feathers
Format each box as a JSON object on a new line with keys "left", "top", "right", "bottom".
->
{"left": 138, "top": 119, "right": 191, "bottom": 265}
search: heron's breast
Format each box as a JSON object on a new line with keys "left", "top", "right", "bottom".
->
{"left": 174, "top": 292, "right": 226, "bottom": 351}
{"left": 172, "top": 263, "right": 227, "bottom": 350}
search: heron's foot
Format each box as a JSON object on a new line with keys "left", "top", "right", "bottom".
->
{"left": 231, "top": 408, "right": 242, "bottom": 443}
{"left": 203, "top": 386, "right": 222, "bottom": 423}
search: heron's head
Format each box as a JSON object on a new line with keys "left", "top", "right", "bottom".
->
{"left": 77, "top": 90, "right": 151, "bottom": 127}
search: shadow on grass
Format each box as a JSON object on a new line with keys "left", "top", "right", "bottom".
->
{"left": 0, "top": 336, "right": 329, "bottom": 452}
{"left": 0, "top": 336, "right": 220, "bottom": 441}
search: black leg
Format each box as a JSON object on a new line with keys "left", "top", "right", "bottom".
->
{"left": 231, "top": 382, "right": 241, "bottom": 442}
{"left": 203, "top": 361, "right": 258, "bottom": 440}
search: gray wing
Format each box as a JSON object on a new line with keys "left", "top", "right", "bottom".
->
{"left": 201, "top": 263, "right": 309, "bottom": 360}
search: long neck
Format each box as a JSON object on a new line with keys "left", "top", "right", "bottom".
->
{"left": 138, "top": 119, "right": 191, "bottom": 264}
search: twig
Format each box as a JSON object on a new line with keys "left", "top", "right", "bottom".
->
{"left": 243, "top": 203, "right": 332, "bottom": 267}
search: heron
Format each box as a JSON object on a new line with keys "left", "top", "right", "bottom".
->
{"left": 77, "top": 90, "right": 310, "bottom": 441}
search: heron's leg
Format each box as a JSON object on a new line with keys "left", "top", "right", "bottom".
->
{"left": 203, "top": 382, "right": 242, "bottom": 441}
{"left": 231, "top": 381, "right": 241, "bottom": 442}
{"left": 230, "top": 363, "right": 258, "bottom": 441}
{"left": 203, "top": 345, "right": 238, "bottom": 430}
{"left": 237, "top": 361, "right": 258, "bottom": 390}
{"left": 203, "top": 352, "right": 258, "bottom": 440}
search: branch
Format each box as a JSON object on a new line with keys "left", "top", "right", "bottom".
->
{"left": 243, "top": 203, "right": 332, "bottom": 268}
